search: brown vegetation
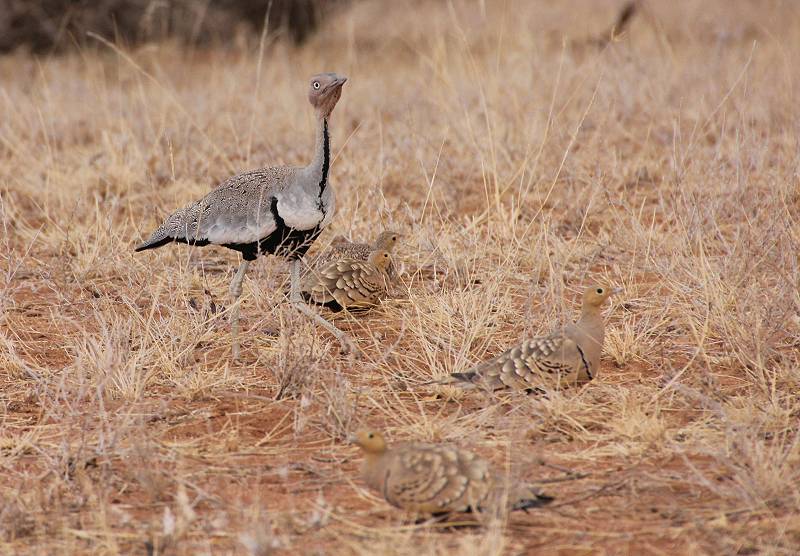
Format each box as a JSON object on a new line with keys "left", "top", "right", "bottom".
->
{"left": 1, "top": 0, "right": 799, "bottom": 554}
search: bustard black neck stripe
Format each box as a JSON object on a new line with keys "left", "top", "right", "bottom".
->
{"left": 317, "top": 118, "right": 330, "bottom": 211}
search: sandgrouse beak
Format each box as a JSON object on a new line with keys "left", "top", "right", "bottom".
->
{"left": 347, "top": 433, "right": 358, "bottom": 444}
{"left": 611, "top": 286, "right": 623, "bottom": 295}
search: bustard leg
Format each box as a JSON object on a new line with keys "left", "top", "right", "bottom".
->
{"left": 289, "top": 259, "right": 357, "bottom": 355}
{"left": 229, "top": 260, "right": 251, "bottom": 361}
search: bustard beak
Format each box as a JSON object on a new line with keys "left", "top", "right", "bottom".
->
{"left": 322, "top": 76, "right": 347, "bottom": 95}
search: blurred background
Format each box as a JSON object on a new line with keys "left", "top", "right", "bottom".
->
{"left": 0, "top": 0, "right": 344, "bottom": 53}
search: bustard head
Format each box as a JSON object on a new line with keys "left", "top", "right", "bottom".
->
{"left": 308, "top": 73, "right": 347, "bottom": 117}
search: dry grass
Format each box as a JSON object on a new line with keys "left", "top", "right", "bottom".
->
{"left": 2, "top": 0, "right": 800, "bottom": 554}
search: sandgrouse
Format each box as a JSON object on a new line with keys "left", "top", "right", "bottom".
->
{"left": 433, "top": 284, "right": 620, "bottom": 392}
{"left": 301, "top": 248, "right": 393, "bottom": 311}
{"left": 311, "top": 230, "right": 402, "bottom": 279}
{"left": 350, "top": 429, "right": 552, "bottom": 515}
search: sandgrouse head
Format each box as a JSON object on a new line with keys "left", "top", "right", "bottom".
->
{"left": 374, "top": 231, "right": 403, "bottom": 251}
{"left": 350, "top": 429, "right": 387, "bottom": 454}
{"left": 582, "top": 284, "right": 622, "bottom": 309}
{"left": 368, "top": 249, "right": 393, "bottom": 271}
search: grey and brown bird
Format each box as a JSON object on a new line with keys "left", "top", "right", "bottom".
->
{"left": 309, "top": 230, "right": 402, "bottom": 278}
{"left": 301, "top": 248, "right": 393, "bottom": 311}
{"left": 134, "top": 73, "right": 349, "bottom": 360}
{"left": 350, "top": 429, "right": 552, "bottom": 515}
{"left": 431, "top": 284, "right": 620, "bottom": 392}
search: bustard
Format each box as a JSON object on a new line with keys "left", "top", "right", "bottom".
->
{"left": 135, "top": 73, "right": 350, "bottom": 360}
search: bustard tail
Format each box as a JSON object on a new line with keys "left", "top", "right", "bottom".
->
{"left": 134, "top": 205, "right": 201, "bottom": 252}
{"left": 134, "top": 235, "right": 174, "bottom": 252}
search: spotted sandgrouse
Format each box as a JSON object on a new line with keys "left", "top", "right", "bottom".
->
{"left": 432, "top": 285, "right": 620, "bottom": 392}
{"left": 350, "top": 429, "right": 552, "bottom": 515}
{"left": 301, "top": 248, "right": 393, "bottom": 311}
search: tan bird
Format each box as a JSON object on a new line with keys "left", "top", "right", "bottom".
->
{"left": 310, "top": 230, "right": 402, "bottom": 279}
{"left": 432, "top": 284, "right": 620, "bottom": 392}
{"left": 350, "top": 429, "right": 552, "bottom": 515}
{"left": 301, "top": 249, "right": 393, "bottom": 311}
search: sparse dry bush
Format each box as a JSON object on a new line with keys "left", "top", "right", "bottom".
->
{"left": 315, "top": 370, "right": 356, "bottom": 441}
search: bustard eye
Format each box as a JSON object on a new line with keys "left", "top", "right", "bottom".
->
{"left": 596, "top": 288, "right": 604, "bottom": 294}
{"left": 313, "top": 81, "right": 320, "bottom": 90}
